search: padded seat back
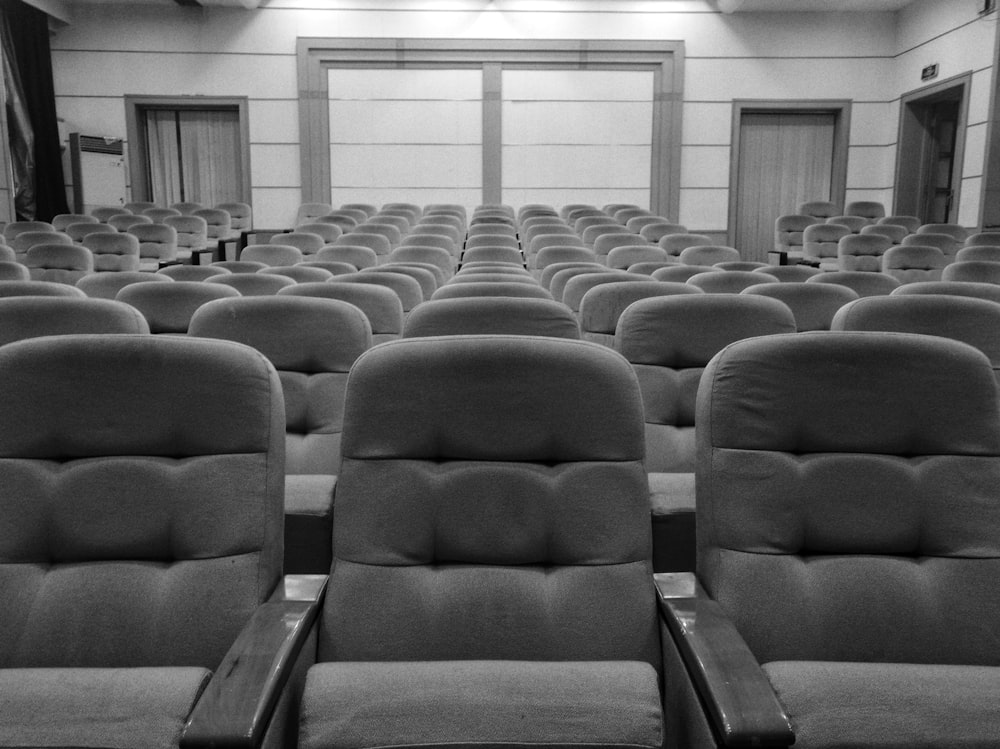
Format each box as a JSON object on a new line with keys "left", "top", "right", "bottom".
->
{"left": 206, "top": 273, "right": 295, "bottom": 296}
{"left": 837, "top": 233, "right": 891, "bottom": 272}
{"left": 76, "top": 271, "right": 173, "bottom": 300}
{"left": 281, "top": 281, "right": 403, "bottom": 344}
{"left": 741, "top": 281, "right": 859, "bottom": 331}
{"left": 431, "top": 281, "right": 553, "bottom": 301}
{"left": 82, "top": 232, "right": 141, "bottom": 272}
{"left": 190, "top": 296, "right": 371, "bottom": 474}
{"left": 117, "top": 281, "right": 240, "bottom": 333}
{"left": 25, "top": 244, "right": 93, "bottom": 284}
{"left": 615, "top": 294, "right": 795, "bottom": 473}
{"left": 403, "top": 297, "right": 580, "bottom": 339}
{"left": 0, "top": 334, "right": 283, "bottom": 668}
{"left": 128, "top": 223, "right": 178, "bottom": 266}
{"left": 579, "top": 281, "right": 702, "bottom": 346}
{"left": 696, "top": 331, "right": 1000, "bottom": 665}
{"left": 0, "top": 297, "right": 149, "bottom": 346}
{"left": 321, "top": 336, "right": 657, "bottom": 668}
{"left": 241, "top": 243, "right": 304, "bottom": 267}
{"left": 881, "top": 245, "right": 946, "bottom": 283}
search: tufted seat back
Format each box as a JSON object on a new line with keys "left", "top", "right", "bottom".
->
{"left": 697, "top": 331, "right": 1000, "bottom": 666}
{"left": 615, "top": 293, "right": 796, "bottom": 473}
{"left": 0, "top": 334, "right": 284, "bottom": 669}
{"left": 319, "top": 335, "right": 658, "bottom": 669}
{"left": 189, "top": 295, "right": 372, "bottom": 474}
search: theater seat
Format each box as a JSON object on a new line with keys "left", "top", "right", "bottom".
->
{"left": 659, "top": 331, "right": 1000, "bottom": 749}
{"left": 403, "top": 296, "right": 581, "bottom": 338}
{"left": 0, "top": 296, "right": 149, "bottom": 346}
{"left": 190, "top": 295, "right": 372, "bottom": 575}
{"left": 0, "top": 334, "right": 321, "bottom": 749}
{"left": 615, "top": 294, "right": 796, "bottom": 572}
{"left": 295, "top": 335, "right": 663, "bottom": 749}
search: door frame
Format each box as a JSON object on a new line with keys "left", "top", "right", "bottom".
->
{"left": 123, "top": 95, "right": 252, "bottom": 205}
{"left": 728, "top": 99, "right": 851, "bottom": 247}
{"left": 893, "top": 71, "right": 972, "bottom": 224}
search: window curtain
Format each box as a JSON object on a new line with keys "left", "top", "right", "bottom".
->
{"left": 144, "top": 108, "right": 241, "bottom": 206}
{"left": 0, "top": 0, "right": 68, "bottom": 221}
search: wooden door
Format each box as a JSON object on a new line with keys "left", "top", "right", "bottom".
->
{"left": 734, "top": 112, "right": 836, "bottom": 263}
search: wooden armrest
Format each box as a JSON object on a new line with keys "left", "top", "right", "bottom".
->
{"left": 655, "top": 572, "right": 794, "bottom": 748}
{"left": 180, "top": 574, "right": 329, "bottom": 749}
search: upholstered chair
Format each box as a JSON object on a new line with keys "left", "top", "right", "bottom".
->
{"left": 891, "top": 280, "right": 1000, "bottom": 304}
{"left": 0, "top": 280, "right": 87, "bottom": 298}
{"left": 686, "top": 270, "right": 778, "bottom": 294}
{"left": 615, "top": 293, "right": 796, "bottom": 573}
{"left": 297, "top": 335, "right": 663, "bottom": 749}
{"left": 241, "top": 243, "right": 304, "bottom": 267}
{"left": 431, "top": 281, "right": 553, "bottom": 301}
{"left": 742, "top": 281, "right": 859, "bottom": 331}
{"left": 659, "top": 331, "right": 1000, "bottom": 749}
{"left": 806, "top": 269, "right": 900, "bottom": 297}
{"left": 190, "top": 295, "right": 372, "bottom": 575}
{"left": 157, "top": 264, "right": 230, "bottom": 282}
{"left": 880, "top": 244, "right": 946, "bottom": 283}
{"left": 0, "top": 333, "right": 319, "bottom": 749}
{"left": 0, "top": 296, "right": 149, "bottom": 346}
{"left": 117, "top": 281, "right": 240, "bottom": 333}
{"left": 24, "top": 243, "right": 94, "bottom": 284}
{"left": 579, "top": 280, "right": 702, "bottom": 347}
{"left": 77, "top": 270, "right": 174, "bottom": 300}
{"left": 280, "top": 282, "right": 403, "bottom": 344}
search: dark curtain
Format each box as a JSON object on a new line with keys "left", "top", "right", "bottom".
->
{"left": 1, "top": 0, "right": 68, "bottom": 221}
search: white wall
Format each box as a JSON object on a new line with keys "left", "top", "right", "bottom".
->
{"left": 49, "top": 0, "right": 991, "bottom": 230}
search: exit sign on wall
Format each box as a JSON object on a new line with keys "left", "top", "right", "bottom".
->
{"left": 922, "top": 64, "right": 939, "bottom": 81}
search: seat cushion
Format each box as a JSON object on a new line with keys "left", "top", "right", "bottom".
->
{"left": 764, "top": 661, "right": 1000, "bottom": 749}
{"left": 301, "top": 660, "right": 663, "bottom": 749}
{"left": 0, "top": 667, "right": 211, "bottom": 748}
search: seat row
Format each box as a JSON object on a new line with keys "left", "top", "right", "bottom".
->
{"left": 3, "top": 324, "right": 998, "bottom": 749}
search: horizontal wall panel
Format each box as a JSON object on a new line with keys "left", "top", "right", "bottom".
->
{"left": 501, "top": 101, "right": 652, "bottom": 145}
{"left": 330, "top": 145, "right": 482, "bottom": 187}
{"left": 328, "top": 68, "right": 483, "bottom": 100}
{"left": 55, "top": 97, "right": 127, "bottom": 141}
{"left": 686, "top": 58, "right": 896, "bottom": 103}
{"left": 503, "top": 145, "right": 651, "bottom": 189}
{"left": 679, "top": 188, "right": 728, "bottom": 231}
{"left": 250, "top": 144, "right": 301, "bottom": 187}
{"left": 329, "top": 100, "right": 482, "bottom": 144}
{"left": 895, "top": 17, "right": 995, "bottom": 92}
{"left": 849, "top": 102, "right": 897, "bottom": 147}
{"left": 682, "top": 102, "right": 733, "bottom": 146}
{"left": 251, "top": 187, "right": 304, "bottom": 230}
{"left": 53, "top": 51, "right": 297, "bottom": 99}
{"left": 680, "top": 146, "right": 730, "bottom": 189}
{"left": 503, "top": 69, "right": 655, "bottom": 101}
{"left": 846, "top": 145, "right": 893, "bottom": 190}
{"left": 249, "top": 100, "right": 300, "bottom": 144}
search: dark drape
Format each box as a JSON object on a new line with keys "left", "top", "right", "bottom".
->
{"left": 1, "top": 0, "right": 68, "bottom": 221}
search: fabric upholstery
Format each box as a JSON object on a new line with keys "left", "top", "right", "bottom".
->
{"left": 403, "top": 297, "right": 580, "bottom": 338}
{"left": 0, "top": 280, "right": 87, "bottom": 298}
{"left": 686, "top": 270, "right": 778, "bottom": 294}
{"left": 431, "top": 281, "right": 553, "bottom": 300}
{"left": 831, "top": 295, "right": 1000, "bottom": 377}
{"left": 0, "top": 667, "right": 211, "bottom": 749}
{"left": 280, "top": 282, "right": 403, "bottom": 343}
{"left": 189, "top": 295, "right": 372, "bottom": 474}
{"left": 0, "top": 297, "right": 149, "bottom": 346}
{"left": 321, "top": 336, "right": 657, "bottom": 667}
{"left": 806, "top": 270, "right": 899, "bottom": 297}
{"left": 697, "top": 331, "right": 1000, "bottom": 665}
{"left": 117, "top": 281, "right": 240, "bottom": 333}
{"left": 0, "top": 334, "right": 284, "bottom": 669}
{"left": 891, "top": 280, "right": 1000, "bottom": 303}
{"left": 207, "top": 273, "right": 296, "bottom": 296}
{"left": 578, "top": 280, "right": 702, "bottom": 346}
{"left": 742, "top": 281, "right": 859, "bottom": 331}
{"left": 764, "top": 661, "right": 1000, "bottom": 749}
{"left": 301, "top": 661, "right": 663, "bottom": 749}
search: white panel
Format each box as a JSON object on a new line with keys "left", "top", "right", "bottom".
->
{"left": 331, "top": 145, "right": 482, "bottom": 188}
{"left": 53, "top": 51, "right": 297, "bottom": 98}
{"left": 963, "top": 122, "right": 988, "bottom": 179}
{"left": 250, "top": 145, "right": 301, "bottom": 187}
{"left": 503, "top": 69, "right": 654, "bottom": 101}
{"left": 329, "top": 101, "right": 482, "bottom": 144}
{"left": 683, "top": 103, "right": 733, "bottom": 146}
{"left": 56, "top": 97, "right": 127, "bottom": 140}
{"left": 251, "top": 187, "right": 302, "bottom": 230}
{"left": 327, "top": 68, "right": 482, "bottom": 100}
{"left": 957, "top": 176, "right": 982, "bottom": 229}
{"left": 849, "top": 102, "right": 897, "bottom": 148}
{"left": 249, "top": 100, "right": 299, "bottom": 143}
{"left": 847, "top": 145, "right": 893, "bottom": 190}
{"left": 968, "top": 69, "right": 993, "bottom": 127}
{"left": 501, "top": 101, "right": 652, "bottom": 145}
{"left": 504, "top": 145, "right": 650, "bottom": 189}
{"left": 679, "top": 189, "right": 728, "bottom": 231}
{"left": 686, "top": 58, "right": 896, "bottom": 103}
{"left": 680, "top": 146, "right": 730, "bottom": 189}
